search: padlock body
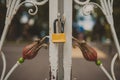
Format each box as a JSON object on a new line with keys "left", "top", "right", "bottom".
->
{"left": 52, "top": 33, "right": 66, "bottom": 42}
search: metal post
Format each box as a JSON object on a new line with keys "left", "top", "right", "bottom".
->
{"left": 63, "top": 0, "right": 73, "bottom": 80}
{"left": 58, "top": 0, "right": 64, "bottom": 80}
{"left": 49, "top": 0, "right": 58, "bottom": 80}
{"left": 49, "top": 0, "right": 73, "bottom": 80}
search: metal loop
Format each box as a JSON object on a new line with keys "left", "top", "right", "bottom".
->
{"left": 18, "top": 1, "right": 38, "bottom": 15}
{"left": 53, "top": 19, "right": 58, "bottom": 33}
{"left": 53, "top": 19, "right": 64, "bottom": 33}
{"left": 33, "top": 0, "right": 48, "bottom": 6}
{"left": 74, "top": 0, "right": 90, "bottom": 5}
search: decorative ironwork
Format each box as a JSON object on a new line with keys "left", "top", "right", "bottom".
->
{"left": 74, "top": 0, "right": 119, "bottom": 80}
{"left": 0, "top": 0, "right": 48, "bottom": 80}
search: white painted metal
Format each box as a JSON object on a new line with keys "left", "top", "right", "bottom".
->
{"left": 74, "top": 0, "right": 90, "bottom": 5}
{"left": 0, "top": 51, "right": 6, "bottom": 80}
{"left": 33, "top": 0, "right": 48, "bottom": 6}
{"left": 0, "top": 1, "right": 48, "bottom": 80}
{"left": 111, "top": 53, "right": 118, "bottom": 80}
{"left": 4, "top": 61, "right": 20, "bottom": 80}
{"left": 57, "top": 0, "right": 64, "bottom": 80}
{"left": 99, "top": 64, "right": 113, "bottom": 80}
{"left": 74, "top": 0, "right": 119, "bottom": 80}
{"left": 75, "top": 0, "right": 120, "bottom": 59}
{"left": 49, "top": 0, "right": 59, "bottom": 80}
{"left": 0, "top": 0, "right": 48, "bottom": 51}
{"left": 1, "top": 0, "right": 119, "bottom": 80}
{"left": 63, "top": 0, "right": 73, "bottom": 80}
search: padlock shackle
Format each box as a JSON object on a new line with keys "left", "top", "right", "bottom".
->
{"left": 53, "top": 19, "right": 64, "bottom": 33}
{"left": 61, "top": 22, "right": 64, "bottom": 33}
{"left": 53, "top": 19, "right": 58, "bottom": 33}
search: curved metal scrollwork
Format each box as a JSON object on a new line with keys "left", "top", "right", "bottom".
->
{"left": 18, "top": 1, "right": 39, "bottom": 15}
{"left": 111, "top": 53, "right": 118, "bottom": 80}
{"left": 17, "top": 0, "right": 48, "bottom": 15}
{"left": 81, "top": 2, "right": 104, "bottom": 15}
{"left": 74, "top": 0, "right": 113, "bottom": 16}
{"left": 74, "top": 0, "right": 90, "bottom": 5}
{"left": 74, "top": 0, "right": 119, "bottom": 80}
{"left": 0, "top": 0, "right": 48, "bottom": 80}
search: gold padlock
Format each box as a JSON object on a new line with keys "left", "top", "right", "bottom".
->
{"left": 52, "top": 19, "right": 66, "bottom": 43}
{"left": 52, "top": 33, "right": 66, "bottom": 42}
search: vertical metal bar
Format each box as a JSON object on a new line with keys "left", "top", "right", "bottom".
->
{"left": 58, "top": 0, "right": 64, "bottom": 15}
{"left": 58, "top": 43, "right": 64, "bottom": 80}
{"left": 58, "top": 0, "right": 64, "bottom": 80}
{"left": 0, "top": 0, "right": 12, "bottom": 51}
{"left": 49, "top": 0, "right": 58, "bottom": 80}
{"left": 63, "top": 0, "right": 73, "bottom": 80}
